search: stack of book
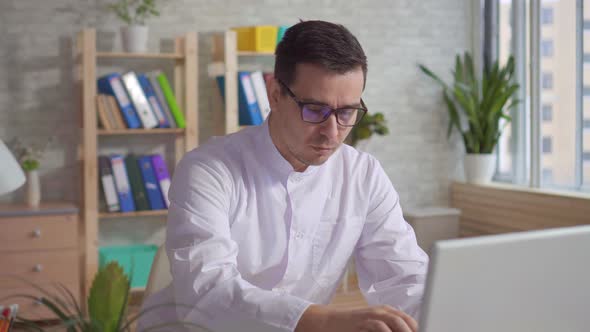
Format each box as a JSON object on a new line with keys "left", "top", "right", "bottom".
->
{"left": 99, "top": 153, "right": 171, "bottom": 213}
{"left": 96, "top": 71, "right": 185, "bottom": 130}
{"left": 217, "top": 71, "right": 273, "bottom": 126}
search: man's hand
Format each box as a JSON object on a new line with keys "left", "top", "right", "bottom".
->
{"left": 295, "top": 304, "right": 418, "bottom": 332}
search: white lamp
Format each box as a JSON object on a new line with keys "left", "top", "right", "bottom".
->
{"left": 0, "top": 138, "right": 25, "bottom": 195}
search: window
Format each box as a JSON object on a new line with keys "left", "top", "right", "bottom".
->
{"left": 542, "top": 104, "right": 553, "bottom": 122}
{"left": 541, "top": 39, "right": 553, "bottom": 57}
{"left": 541, "top": 7, "right": 553, "bottom": 25}
{"left": 542, "top": 168, "right": 554, "bottom": 184}
{"left": 542, "top": 72, "right": 553, "bottom": 90}
{"left": 496, "top": 0, "right": 588, "bottom": 191}
{"left": 542, "top": 136, "right": 553, "bottom": 154}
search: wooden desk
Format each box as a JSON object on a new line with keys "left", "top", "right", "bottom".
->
{"left": 0, "top": 202, "right": 80, "bottom": 320}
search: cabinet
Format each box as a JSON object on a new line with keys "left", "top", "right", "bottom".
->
{"left": 76, "top": 28, "right": 198, "bottom": 297}
{"left": 0, "top": 203, "right": 79, "bottom": 319}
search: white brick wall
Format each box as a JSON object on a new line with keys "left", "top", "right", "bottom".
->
{"left": 0, "top": 0, "right": 472, "bottom": 245}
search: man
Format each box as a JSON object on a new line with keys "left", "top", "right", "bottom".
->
{"left": 139, "top": 20, "right": 428, "bottom": 332}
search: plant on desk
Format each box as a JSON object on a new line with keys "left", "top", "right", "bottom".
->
{"left": 348, "top": 112, "right": 389, "bottom": 148}
{"left": 2, "top": 262, "right": 201, "bottom": 332}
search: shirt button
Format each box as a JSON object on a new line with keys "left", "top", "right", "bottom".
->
{"left": 295, "top": 231, "right": 304, "bottom": 239}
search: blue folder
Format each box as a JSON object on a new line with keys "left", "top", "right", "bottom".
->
{"left": 137, "top": 155, "right": 166, "bottom": 210}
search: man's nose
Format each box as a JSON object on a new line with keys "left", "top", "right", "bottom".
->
{"left": 319, "top": 113, "right": 339, "bottom": 140}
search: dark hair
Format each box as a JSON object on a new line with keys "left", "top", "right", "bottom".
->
{"left": 274, "top": 20, "right": 368, "bottom": 93}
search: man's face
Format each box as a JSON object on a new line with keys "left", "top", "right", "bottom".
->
{"left": 268, "top": 63, "right": 365, "bottom": 171}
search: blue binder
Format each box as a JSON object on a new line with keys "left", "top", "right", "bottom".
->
{"left": 137, "top": 74, "right": 170, "bottom": 128}
{"left": 98, "top": 73, "right": 141, "bottom": 129}
{"left": 137, "top": 155, "right": 166, "bottom": 210}
{"left": 109, "top": 154, "right": 136, "bottom": 212}
{"left": 216, "top": 73, "right": 263, "bottom": 125}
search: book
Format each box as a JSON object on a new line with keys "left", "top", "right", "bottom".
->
{"left": 249, "top": 71, "right": 271, "bottom": 119}
{"left": 99, "top": 156, "right": 120, "bottom": 212}
{"left": 238, "top": 72, "right": 263, "bottom": 125}
{"left": 105, "top": 95, "right": 128, "bottom": 129}
{"left": 95, "top": 95, "right": 113, "bottom": 130}
{"left": 101, "top": 95, "right": 122, "bottom": 130}
{"left": 150, "top": 154, "right": 171, "bottom": 208}
{"left": 138, "top": 155, "right": 166, "bottom": 210}
{"left": 137, "top": 73, "right": 170, "bottom": 128}
{"left": 97, "top": 73, "right": 141, "bottom": 129}
{"left": 147, "top": 72, "right": 177, "bottom": 128}
{"left": 216, "top": 73, "right": 264, "bottom": 125}
{"left": 124, "top": 154, "right": 150, "bottom": 211}
{"left": 121, "top": 71, "right": 159, "bottom": 129}
{"left": 110, "top": 154, "right": 136, "bottom": 212}
{"left": 156, "top": 71, "right": 186, "bottom": 128}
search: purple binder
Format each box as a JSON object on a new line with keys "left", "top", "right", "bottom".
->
{"left": 150, "top": 154, "right": 171, "bottom": 208}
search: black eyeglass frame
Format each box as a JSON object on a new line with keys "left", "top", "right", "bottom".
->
{"left": 277, "top": 79, "right": 368, "bottom": 127}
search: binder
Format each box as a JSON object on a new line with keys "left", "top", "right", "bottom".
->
{"left": 238, "top": 72, "right": 263, "bottom": 125}
{"left": 99, "top": 156, "right": 120, "bottom": 212}
{"left": 137, "top": 73, "right": 170, "bottom": 128}
{"left": 147, "top": 72, "right": 177, "bottom": 128}
{"left": 105, "top": 95, "right": 128, "bottom": 129}
{"left": 138, "top": 155, "right": 166, "bottom": 210}
{"left": 249, "top": 71, "right": 271, "bottom": 119}
{"left": 110, "top": 154, "right": 136, "bottom": 212}
{"left": 97, "top": 73, "right": 141, "bottom": 129}
{"left": 216, "top": 73, "right": 264, "bottom": 125}
{"left": 121, "top": 71, "right": 159, "bottom": 129}
{"left": 124, "top": 154, "right": 150, "bottom": 211}
{"left": 150, "top": 154, "right": 171, "bottom": 208}
{"left": 156, "top": 71, "right": 186, "bottom": 128}
{"left": 95, "top": 95, "right": 113, "bottom": 130}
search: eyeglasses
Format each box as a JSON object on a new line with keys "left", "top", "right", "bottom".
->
{"left": 278, "top": 79, "right": 368, "bottom": 127}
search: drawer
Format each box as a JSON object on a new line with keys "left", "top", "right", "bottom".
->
{"left": 0, "top": 283, "right": 80, "bottom": 321}
{"left": 0, "top": 250, "right": 79, "bottom": 289}
{"left": 0, "top": 214, "right": 78, "bottom": 251}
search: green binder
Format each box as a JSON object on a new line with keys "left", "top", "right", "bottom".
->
{"left": 156, "top": 72, "right": 186, "bottom": 128}
{"left": 124, "top": 154, "right": 150, "bottom": 211}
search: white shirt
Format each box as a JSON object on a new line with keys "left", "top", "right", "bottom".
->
{"left": 138, "top": 120, "right": 428, "bottom": 332}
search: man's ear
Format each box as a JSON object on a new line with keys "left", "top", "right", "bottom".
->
{"left": 267, "top": 75, "right": 281, "bottom": 113}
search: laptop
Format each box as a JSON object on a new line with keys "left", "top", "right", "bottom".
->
{"left": 419, "top": 225, "right": 590, "bottom": 332}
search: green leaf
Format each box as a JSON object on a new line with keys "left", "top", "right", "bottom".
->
{"left": 88, "top": 262, "right": 130, "bottom": 332}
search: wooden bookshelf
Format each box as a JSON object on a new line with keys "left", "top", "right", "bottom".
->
{"left": 98, "top": 210, "right": 168, "bottom": 219}
{"left": 96, "top": 51, "right": 184, "bottom": 60}
{"left": 211, "top": 31, "right": 275, "bottom": 135}
{"left": 237, "top": 51, "right": 275, "bottom": 57}
{"left": 97, "top": 128, "right": 185, "bottom": 135}
{"left": 77, "top": 28, "right": 199, "bottom": 301}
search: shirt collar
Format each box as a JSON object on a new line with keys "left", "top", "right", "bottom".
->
{"left": 255, "top": 118, "right": 322, "bottom": 179}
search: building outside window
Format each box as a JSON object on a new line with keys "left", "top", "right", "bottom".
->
{"left": 542, "top": 104, "right": 553, "bottom": 122}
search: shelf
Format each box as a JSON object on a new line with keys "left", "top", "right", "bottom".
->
{"left": 237, "top": 51, "right": 275, "bottom": 57}
{"left": 98, "top": 128, "right": 185, "bottom": 135}
{"left": 96, "top": 51, "right": 184, "bottom": 60}
{"left": 99, "top": 210, "right": 168, "bottom": 219}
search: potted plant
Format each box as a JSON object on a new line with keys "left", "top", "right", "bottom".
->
{"left": 419, "top": 52, "right": 520, "bottom": 184}
{"left": 2, "top": 262, "right": 206, "bottom": 332}
{"left": 7, "top": 137, "right": 53, "bottom": 207}
{"left": 348, "top": 112, "right": 389, "bottom": 148}
{"left": 108, "top": 0, "right": 160, "bottom": 53}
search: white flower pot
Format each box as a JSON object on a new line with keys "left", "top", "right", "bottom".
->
{"left": 464, "top": 153, "right": 497, "bottom": 184}
{"left": 26, "top": 170, "right": 41, "bottom": 208}
{"left": 121, "top": 25, "right": 149, "bottom": 53}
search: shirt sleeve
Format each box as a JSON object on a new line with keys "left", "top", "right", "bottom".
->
{"left": 353, "top": 157, "right": 429, "bottom": 319}
{"left": 165, "top": 154, "right": 312, "bottom": 332}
